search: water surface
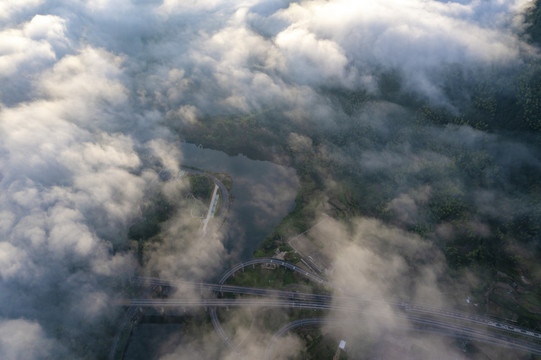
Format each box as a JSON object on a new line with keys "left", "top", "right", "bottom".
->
{"left": 179, "top": 142, "right": 299, "bottom": 271}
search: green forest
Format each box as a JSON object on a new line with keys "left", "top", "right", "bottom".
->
{"left": 172, "top": 2, "right": 541, "bottom": 334}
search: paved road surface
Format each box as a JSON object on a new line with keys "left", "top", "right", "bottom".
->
{"left": 132, "top": 258, "right": 541, "bottom": 356}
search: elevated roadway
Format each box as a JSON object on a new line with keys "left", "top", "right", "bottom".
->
{"left": 216, "top": 258, "right": 327, "bottom": 285}
{"left": 263, "top": 317, "right": 541, "bottom": 360}
{"left": 209, "top": 257, "right": 327, "bottom": 352}
{"left": 137, "top": 270, "right": 541, "bottom": 343}
{"left": 122, "top": 297, "right": 541, "bottom": 356}
{"left": 132, "top": 258, "right": 541, "bottom": 355}
{"left": 128, "top": 258, "right": 541, "bottom": 357}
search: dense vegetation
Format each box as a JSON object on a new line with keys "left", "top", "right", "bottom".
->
{"left": 526, "top": 0, "right": 541, "bottom": 46}
{"left": 175, "top": 14, "right": 541, "bottom": 335}
{"left": 128, "top": 192, "right": 175, "bottom": 265}
{"left": 187, "top": 174, "right": 214, "bottom": 200}
{"left": 145, "top": 8, "right": 541, "bottom": 358}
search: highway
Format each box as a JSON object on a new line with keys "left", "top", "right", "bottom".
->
{"left": 137, "top": 272, "right": 541, "bottom": 343}
{"left": 120, "top": 208, "right": 541, "bottom": 360}
{"left": 124, "top": 298, "right": 331, "bottom": 307}
{"left": 216, "top": 258, "right": 327, "bottom": 285}
{"left": 132, "top": 257, "right": 541, "bottom": 357}
{"left": 122, "top": 297, "right": 541, "bottom": 356}
{"left": 124, "top": 289, "right": 541, "bottom": 342}
{"left": 180, "top": 166, "right": 230, "bottom": 221}
{"left": 137, "top": 278, "right": 333, "bottom": 302}
{"left": 108, "top": 305, "right": 138, "bottom": 360}
{"left": 109, "top": 283, "right": 158, "bottom": 360}
{"left": 157, "top": 166, "right": 231, "bottom": 228}
{"left": 202, "top": 184, "right": 219, "bottom": 235}
{"left": 264, "top": 317, "right": 541, "bottom": 360}
{"left": 209, "top": 257, "right": 327, "bottom": 352}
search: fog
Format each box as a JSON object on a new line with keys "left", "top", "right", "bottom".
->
{"left": 1, "top": 0, "right": 540, "bottom": 359}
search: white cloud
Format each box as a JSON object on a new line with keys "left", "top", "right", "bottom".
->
{"left": 271, "top": 0, "right": 533, "bottom": 98}
{"left": 0, "top": 211, "right": 16, "bottom": 236}
{"left": 39, "top": 47, "right": 126, "bottom": 107}
{"left": 145, "top": 0, "right": 536, "bottom": 116}
{"left": 0, "top": 26, "right": 56, "bottom": 77}
{"left": 23, "top": 14, "right": 67, "bottom": 42}
{"left": 0, "top": 242, "right": 33, "bottom": 280}
{"left": 147, "top": 138, "right": 183, "bottom": 172}
{"left": 158, "top": 0, "right": 253, "bottom": 14}
{"left": 0, "top": 319, "right": 56, "bottom": 360}
{"left": 275, "top": 26, "right": 352, "bottom": 86}
{"left": 0, "top": 0, "right": 43, "bottom": 20}
{"left": 0, "top": 0, "right": 538, "bottom": 357}
{"left": 0, "top": 26, "right": 148, "bottom": 356}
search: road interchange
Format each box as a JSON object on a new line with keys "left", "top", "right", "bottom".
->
{"left": 136, "top": 259, "right": 541, "bottom": 343}
{"left": 114, "top": 169, "right": 541, "bottom": 357}
{"left": 122, "top": 294, "right": 541, "bottom": 356}
{"left": 127, "top": 258, "right": 541, "bottom": 357}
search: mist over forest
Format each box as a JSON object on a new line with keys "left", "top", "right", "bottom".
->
{"left": 1, "top": 0, "right": 541, "bottom": 359}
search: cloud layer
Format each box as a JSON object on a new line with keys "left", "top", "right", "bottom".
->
{"left": 0, "top": 0, "right": 539, "bottom": 359}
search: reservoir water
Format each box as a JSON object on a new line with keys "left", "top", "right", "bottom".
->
{"left": 179, "top": 142, "right": 299, "bottom": 272}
